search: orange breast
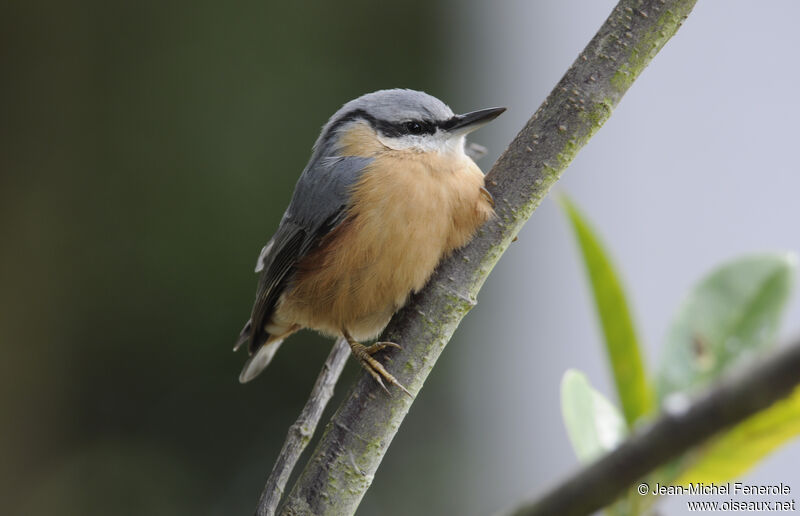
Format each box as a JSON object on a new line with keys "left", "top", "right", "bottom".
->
{"left": 276, "top": 149, "right": 493, "bottom": 340}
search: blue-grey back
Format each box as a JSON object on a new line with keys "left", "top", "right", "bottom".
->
{"left": 247, "top": 155, "right": 372, "bottom": 352}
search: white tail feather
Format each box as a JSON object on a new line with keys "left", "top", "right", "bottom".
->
{"left": 238, "top": 339, "right": 283, "bottom": 383}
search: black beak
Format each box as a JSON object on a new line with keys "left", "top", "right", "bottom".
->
{"left": 443, "top": 107, "right": 506, "bottom": 135}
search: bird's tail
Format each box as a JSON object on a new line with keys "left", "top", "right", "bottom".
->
{"left": 238, "top": 338, "right": 284, "bottom": 383}
{"left": 233, "top": 318, "right": 284, "bottom": 383}
{"left": 233, "top": 319, "right": 252, "bottom": 353}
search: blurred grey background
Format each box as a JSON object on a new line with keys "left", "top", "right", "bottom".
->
{"left": 2, "top": 1, "right": 799, "bottom": 515}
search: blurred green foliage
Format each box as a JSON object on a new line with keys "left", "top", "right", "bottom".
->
{"left": 0, "top": 1, "right": 451, "bottom": 514}
{"left": 664, "top": 255, "right": 799, "bottom": 485}
{"left": 657, "top": 254, "right": 795, "bottom": 398}
{"left": 558, "top": 196, "right": 798, "bottom": 514}
{"left": 558, "top": 195, "right": 653, "bottom": 425}
{"left": 678, "top": 385, "right": 800, "bottom": 484}
{"left": 561, "top": 369, "right": 627, "bottom": 464}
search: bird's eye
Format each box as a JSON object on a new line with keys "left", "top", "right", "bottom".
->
{"left": 404, "top": 121, "right": 424, "bottom": 135}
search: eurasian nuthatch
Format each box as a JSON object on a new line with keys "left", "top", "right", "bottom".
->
{"left": 234, "top": 89, "right": 505, "bottom": 394}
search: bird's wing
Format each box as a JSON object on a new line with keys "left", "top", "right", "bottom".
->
{"left": 244, "top": 155, "right": 373, "bottom": 354}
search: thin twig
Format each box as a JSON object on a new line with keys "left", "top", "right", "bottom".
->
{"left": 500, "top": 336, "right": 800, "bottom": 516}
{"left": 254, "top": 337, "right": 350, "bottom": 516}
{"left": 278, "top": 1, "right": 698, "bottom": 514}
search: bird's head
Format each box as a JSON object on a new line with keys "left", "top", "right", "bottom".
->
{"left": 313, "top": 89, "right": 505, "bottom": 159}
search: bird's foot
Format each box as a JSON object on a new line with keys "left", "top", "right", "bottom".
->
{"left": 343, "top": 333, "right": 412, "bottom": 398}
{"left": 363, "top": 341, "right": 402, "bottom": 354}
{"left": 480, "top": 186, "right": 495, "bottom": 207}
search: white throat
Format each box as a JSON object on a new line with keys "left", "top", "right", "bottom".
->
{"left": 378, "top": 130, "right": 466, "bottom": 156}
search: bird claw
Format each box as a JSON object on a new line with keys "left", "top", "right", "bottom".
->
{"left": 364, "top": 341, "right": 402, "bottom": 354}
{"left": 480, "top": 186, "right": 495, "bottom": 207}
{"left": 344, "top": 333, "right": 412, "bottom": 398}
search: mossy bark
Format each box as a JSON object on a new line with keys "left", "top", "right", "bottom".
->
{"left": 279, "top": 0, "right": 698, "bottom": 514}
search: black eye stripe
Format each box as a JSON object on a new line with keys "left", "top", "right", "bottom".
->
{"left": 405, "top": 121, "right": 423, "bottom": 134}
{"left": 402, "top": 120, "right": 435, "bottom": 135}
{"left": 375, "top": 118, "right": 436, "bottom": 137}
{"left": 437, "top": 116, "right": 460, "bottom": 131}
{"left": 327, "top": 109, "right": 442, "bottom": 139}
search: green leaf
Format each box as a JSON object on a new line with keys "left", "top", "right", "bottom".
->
{"left": 679, "top": 385, "right": 800, "bottom": 483}
{"left": 657, "top": 253, "right": 796, "bottom": 398}
{"left": 561, "top": 369, "right": 628, "bottom": 463}
{"left": 559, "top": 195, "right": 654, "bottom": 425}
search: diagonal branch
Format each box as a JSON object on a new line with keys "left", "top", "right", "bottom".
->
{"left": 255, "top": 338, "right": 350, "bottom": 516}
{"left": 278, "top": 1, "right": 698, "bottom": 514}
{"left": 501, "top": 335, "right": 800, "bottom": 516}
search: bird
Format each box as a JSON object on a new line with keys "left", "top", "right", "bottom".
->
{"left": 234, "top": 89, "right": 505, "bottom": 395}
